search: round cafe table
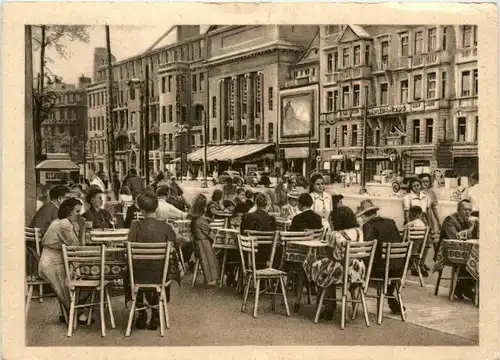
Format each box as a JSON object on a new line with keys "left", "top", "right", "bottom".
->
{"left": 211, "top": 228, "right": 239, "bottom": 288}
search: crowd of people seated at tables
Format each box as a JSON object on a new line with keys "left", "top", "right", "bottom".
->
{"left": 28, "top": 169, "right": 480, "bottom": 329}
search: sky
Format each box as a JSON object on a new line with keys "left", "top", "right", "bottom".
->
{"left": 32, "top": 25, "right": 177, "bottom": 84}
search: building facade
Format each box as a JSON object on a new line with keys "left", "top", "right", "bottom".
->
{"left": 41, "top": 76, "right": 90, "bottom": 169}
{"left": 317, "top": 25, "right": 478, "bottom": 181}
{"left": 202, "top": 25, "right": 318, "bottom": 173}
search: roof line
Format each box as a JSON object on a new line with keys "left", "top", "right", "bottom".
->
{"left": 144, "top": 25, "right": 177, "bottom": 54}
{"left": 295, "top": 27, "right": 320, "bottom": 64}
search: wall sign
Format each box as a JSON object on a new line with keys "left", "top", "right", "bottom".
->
{"left": 368, "top": 104, "right": 410, "bottom": 116}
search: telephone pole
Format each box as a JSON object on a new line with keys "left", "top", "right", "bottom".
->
{"left": 105, "top": 25, "right": 116, "bottom": 179}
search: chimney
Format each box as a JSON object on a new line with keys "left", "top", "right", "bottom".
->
{"left": 78, "top": 75, "right": 92, "bottom": 89}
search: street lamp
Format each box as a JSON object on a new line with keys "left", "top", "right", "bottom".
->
{"left": 359, "top": 85, "right": 369, "bottom": 195}
{"left": 201, "top": 110, "right": 208, "bottom": 188}
{"left": 128, "top": 67, "right": 154, "bottom": 184}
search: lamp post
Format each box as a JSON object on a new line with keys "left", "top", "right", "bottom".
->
{"left": 201, "top": 110, "right": 208, "bottom": 188}
{"left": 128, "top": 73, "right": 154, "bottom": 183}
{"left": 359, "top": 85, "right": 369, "bottom": 194}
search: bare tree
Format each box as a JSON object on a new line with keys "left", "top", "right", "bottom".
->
{"left": 31, "top": 25, "right": 90, "bottom": 162}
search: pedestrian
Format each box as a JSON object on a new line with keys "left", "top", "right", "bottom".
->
{"left": 123, "top": 168, "right": 144, "bottom": 199}
{"left": 112, "top": 173, "right": 121, "bottom": 201}
{"left": 461, "top": 172, "right": 479, "bottom": 217}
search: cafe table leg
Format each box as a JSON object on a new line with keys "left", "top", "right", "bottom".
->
{"left": 219, "top": 249, "right": 228, "bottom": 288}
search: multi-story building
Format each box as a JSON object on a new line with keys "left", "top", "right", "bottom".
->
{"left": 317, "top": 24, "right": 478, "bottom": 181}
{"left": 185, "top": 25, "right": 318, "bottom": 174}
{"left": 41, "top": 76, "right": 90, "bottom": 168}
{"left": 85, "top": 48, "right": 117, "bottom": 176}
{"left": 278, "top": 31, "right": 320, "bottom": 176}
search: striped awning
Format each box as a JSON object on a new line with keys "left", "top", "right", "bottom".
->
{"left": 187, "top": 144, "right": 273, "bottom": 162}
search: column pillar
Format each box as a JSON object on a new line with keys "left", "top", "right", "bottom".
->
{"left": 219, "top": 78, "right": 226, "bottom": 143}
{"left": 233, "top": 75, "right": 241, "bottom": 140}
{"left": 453, "top": 115, "right": 458, "bottom": 142}
{"left": 246, "top": 73, "right": 254, "bottom": 139}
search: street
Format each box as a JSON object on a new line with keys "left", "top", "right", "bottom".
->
{"left": 27, "top": 273, "right": 478, "bottom": 346}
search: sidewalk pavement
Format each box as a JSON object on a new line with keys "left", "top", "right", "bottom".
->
{"left": 27, "top": 275, "right": 477, "bottom": 346}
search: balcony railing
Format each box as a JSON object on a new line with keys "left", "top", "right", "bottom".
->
{"left": 158, "top": 60, "right": 189, "bottom": 71}
{"left": 324, "top": 72, "right": 339, "bottom": 85}
{"left": 456, "top": 47, "right": 478, "bottom": 64}
{"left": 283, "top": 76, "right": 317, "bottom": 88}
{"left": 451, "top": 96, "right": 478, "bottom": 109}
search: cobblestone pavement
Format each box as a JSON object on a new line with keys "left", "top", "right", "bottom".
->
{"left": 27, "top": 274, "right": 477, "bottom": 346}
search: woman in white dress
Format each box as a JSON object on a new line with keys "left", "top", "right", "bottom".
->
{"left": 309, "top": 173, "right": 332, "bottom": 226}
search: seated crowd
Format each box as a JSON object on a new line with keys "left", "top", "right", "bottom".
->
{"left": 28, "top": 170, "right": 479, "bottom": 329}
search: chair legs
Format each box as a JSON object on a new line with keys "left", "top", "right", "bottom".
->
{"left": 340, "top": 294, "right": 347, "bottom": 330}
{"left": 67, "top": 291, "right": 77, "bottom": 337}
{"left": 279, "top": 277, "right": 291, "bottom": 317}
{"left": 359, "top": 288, "right": 370, "bottom": 327}
{"left": 253, "top": 279, "right": 261, "bottom": 318}
{"left": 99, "top": 288, "right": 106, "bottom": 337}
{"left": 25, "top": 285, "right": 34, "bottom": 318}
{"left": 88, "top": 290, "right": 96, "bottom": 326}
{"left": 434, "top": 268, "right": 443, "bottom": 296}
{"left": 314, "top": 288, "right": 326, "bottom": 324}
{"left": 105, "top": 288, "right": 116, "bottom": 329}
{"left": 191, "top": 259, "right": 200, "bottom": 287}
{"left": 162, "top": 288, "right": 170, "bottom": 329}
{"left": 39, "top": 284, "right": 44, "bottom": 303}
{"left": 395, "top": 283, "right": 406, "bottom": 322}
{"left": 158, "top": 289, "right": 165, "bottom": 337}
{"left": 125, "top": 289, "right": 138, "bottom": 337}
{"left": 241, "top": 277, "right": 252, "bottom": 313}
{"left": 377, "top": 285, "right": 385, "bottom": 325}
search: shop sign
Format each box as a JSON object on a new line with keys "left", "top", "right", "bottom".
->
{"left": 368, "top": 104, "right": 410, "bottom": 116}
{"left": 45, "top": 172, "right": 70, "bottom": 180}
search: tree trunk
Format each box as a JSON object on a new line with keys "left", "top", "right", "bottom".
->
{"left": 34, "top": 25, "right": 46, "bottom": 164}
{"left": 25, "top": 25, "right": 37, "bottom": 223}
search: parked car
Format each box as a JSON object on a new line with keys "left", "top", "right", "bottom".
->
{"left": 244, "top": 171, "right": 271, "bottom": 187}
{"left": 214, "top": 170, "right": 244, "bottom": 187}
{"left": 283, "top": 172, "right": 308, "bottom": 188}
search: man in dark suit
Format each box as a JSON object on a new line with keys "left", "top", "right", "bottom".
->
{"left": 233, "top": 188, "right": 254, "bottom": 216}
{"left": 240, "top": 192, "right": 277, "bottom": 234}
{"left": 30, "top": 185, "right": 70, "bottom": 235}
{"left": 289, "top": 193, "right": 323, "bottom": 231}
{"left": 437, "top": 199, "right": 478, "bottom": 300}
{"left": 357, "top": 199, "right": 404, "bottom": 314}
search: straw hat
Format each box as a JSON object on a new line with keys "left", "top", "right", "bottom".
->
{"left": 355, "top": 199, "right": 380, "bottom": 217}
{"left": 287, "top": 190, "right": 300, "bottom": 199}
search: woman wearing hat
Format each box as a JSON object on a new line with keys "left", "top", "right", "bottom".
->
{"left": 281, "top": 190, "right": 300, "bottom": 220}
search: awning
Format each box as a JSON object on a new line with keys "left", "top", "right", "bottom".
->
{"left": 187, "top": 144, "right": 273, "bottom": 162}
{"left": 330, "top": 154, "right": 345, "bottom": 161}
{"left": 36, "top": 159, "right": 80, "bottom": 171}
{"left": 284, "top": 147, "right": 310, "bottom": 159}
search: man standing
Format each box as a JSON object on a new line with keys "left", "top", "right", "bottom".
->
{"left": 112, "top": 173, "right": 121, "bottom": 201}
{"left": 436, "top": 199, "right": 478, "bottom": 300}
{"left": 356, "top": 199, "right": 404, "bottom": 314}
{"left": 461, "top": 172, "right": 479, "bottom": 217}
{"left": 289, "top": 193, "right": 322, "bottom": 231}
{"left": 123, "top": 168, "right": 144, "bottom": 199}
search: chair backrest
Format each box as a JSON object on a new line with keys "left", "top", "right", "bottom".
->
{"left": 279, "top": 231, "right": 315, "bottom": 265}
{"left": 310, "top": 227, "right": 327, "bottom": 242}
{"left": 237, "top": 235, "right": 258, "bottom": 285}
{"left": 90, "top": 229, "right": 130, "bottom": 245}
{"left": 275, "top": 217, "right": 291, "bottom": 231}
{"left": 25, "top": 227, "right": 42, "bottom": 255}
{"left": 62, "top": 245, "right": 106, "bottom": 286}
{"left": 381, "top": 241, "right": 413, "bottom": 287}
{"left": 210, "top": 218, "right": 227, "bottom": 229}
{"left": 212, "top": 228, "right": 239, "bottom": 246}
{"left": 402, "top": 226, "right": 429, "bottom": 257}
{"left": 126, "top": 241, "right": 172, "bottom": 287}
{"left": 245, "top": 230, "right": 279, "bottom": 266}
{"left": 339, "top": 240, "right": 378, "bottom": 291}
